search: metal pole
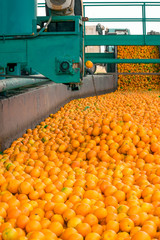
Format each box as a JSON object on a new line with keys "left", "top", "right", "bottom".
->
{"left": 0, "top": 78, "right": 50, "bottom": 93}
{"left": 142, "top": 3, "right": 146, "bottom": 44}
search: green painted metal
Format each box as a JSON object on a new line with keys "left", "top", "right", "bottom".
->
{"left": 0, "top": 0, "right": 37, "bottom": 36}
{"left": 85, "top": 53, "right": 115, "bottom": 61}
{"left": 86, "top": 58, "right": 160, "bottom": 64}
{"left": 0, "top": 16, "right": 83, "bottom": 83}
{"left": 85, "top": 35, "right": 160, "bottom": 46}
{"left": 87, "top": 18, "right": 160, "bottom": 23}
{"left": 83, "top": 2, "right": 160, "bottom": 6}
{"left": 84, "top": 1, "right": 160, "bottom": 65}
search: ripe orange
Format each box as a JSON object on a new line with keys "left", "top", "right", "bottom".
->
{"left": 76, "top": 223, "right": 91, "bottom": 237}
{"left": 131, "top": 230, "right": 151, "bottom": 240}
{"left": 85, "top": 232, "right": 101, "bottom": 240}
{"left": 119, "top": 218, "right": 134, "bottom": 232}
{"left": 48, "top": 221, "right": 63, "bottom": 236}
{"left": 16, "top": 215, "right": 29, "bottom": 229}
{"left": 25, "top": 220, "right": 41, "bottom": 233}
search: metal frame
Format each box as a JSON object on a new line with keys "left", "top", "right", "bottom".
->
{"left": 83, "top": 2, "right": 160, "bottom": 64}
{"left": 0, "top": 15, "right": 83, "bottom": 83}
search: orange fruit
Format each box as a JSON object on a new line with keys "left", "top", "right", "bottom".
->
{"left": 16, "top": 215, "right": 29, "bottom": 229}
{"left": 106, "top": 220, "right": 119, "bottom": 233}
{"left": 131, "top": 230, "right": 151, "bottom": 240}
{"left": 48, "top": 221, "right": 63, "bottom": 236}
{"left": 76, "top": 223, "right": 91, "bottom": 237}
{"left": 85, "top": 232, "right": 101, "bottom": 240}
{"left": 25, "top": 220, "right": 41, "bottom": 233}
{"left": 119, "top": 218, "right": 134, "bottom": 232}
{"left": 18, "top": 182, "right": 32, "bottom": 195}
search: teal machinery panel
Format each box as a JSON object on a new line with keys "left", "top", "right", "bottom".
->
{"left": 0, "top": 1, "right": 83, "bottom": 84}
{"left": 0, "top": 0, "right": 37, "bottom": 36}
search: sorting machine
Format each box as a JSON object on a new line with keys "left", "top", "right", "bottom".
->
{"left": 0, "top": 1, "right": 160, "bottom": 92}
{"left": 0, "top": 0, "right": 84, "bottom": 85}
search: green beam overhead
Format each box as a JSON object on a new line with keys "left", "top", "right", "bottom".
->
{"left": 87, "top": 18, "right": 160, "bottom": 22}
{"left": 85, "top": 53, "right": 115, "bottom": 59}
{"left": 85, "top": 35, "right": 160, "bottom": 46}
{"left": 83, "top": 2, "right": 160, "bottom": 6}
{"left": 85, "top": 58, "right": 160, "bottom": 64}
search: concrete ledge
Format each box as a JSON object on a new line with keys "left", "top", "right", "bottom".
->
{"left": 0, "top": 75, "right": 116, "bottom": 151}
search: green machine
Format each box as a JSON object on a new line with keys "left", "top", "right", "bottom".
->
{"left": 1, "top": 1, "right": 160, "bottom": 90}
{"left": 0, "top": 0, "right": 84, "bottom": 84}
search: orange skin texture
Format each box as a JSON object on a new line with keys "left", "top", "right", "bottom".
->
{"left": 0, "top": 60, "right": 160, "bottom": 239}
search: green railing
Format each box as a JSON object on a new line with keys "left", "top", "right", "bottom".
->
{"left": 37, "top": 2, "right": 45, "bottom": 8}
{"left": 37, "top": 2, "right": 160, "bottom": 64}
{"left": 83, "top": 2, "right": 160, "bottom": 39}
{"left": 84, "top": 2, "right": 160, "bottom": 64}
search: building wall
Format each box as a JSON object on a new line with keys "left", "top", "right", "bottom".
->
{"left": 85, "top": 26, "right": 100, "bottom": 53}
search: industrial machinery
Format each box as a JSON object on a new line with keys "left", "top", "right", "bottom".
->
{"left": 84, "top": 2, "right": 160, "bottom": 67}
{"left": 0, "top": 0, "right": 84, "bottom": 85}
{"left": 105, "top": 28, "right": 130, "bottom": 73}
{"left": 94, "top": 25, "right": 130, "bottom": 73}
{"left": 1, "top": 1, "right": 160, "bottom": 93}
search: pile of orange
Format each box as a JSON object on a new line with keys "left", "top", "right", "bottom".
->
{"left": 117, "top": 46, "right": 160, "bottom": 90}
{"left": 0, "top": 55, "right": 160, "bottom": 240}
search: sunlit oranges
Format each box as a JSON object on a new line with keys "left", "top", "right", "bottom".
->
{"left": 0, "top": 61, "right": 160, "bottom": 239}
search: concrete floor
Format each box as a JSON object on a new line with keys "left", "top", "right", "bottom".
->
{"left": 0, "top": 75, "right": 117, "bottom": 151}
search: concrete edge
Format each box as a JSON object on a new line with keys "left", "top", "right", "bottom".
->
{"left": 0, "top": 75, "right": 117, "bottom": 151}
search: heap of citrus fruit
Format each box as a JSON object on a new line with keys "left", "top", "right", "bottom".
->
{"left": 0, "top": 52, "right": 160, "bottom": 240}
{"left": 117, "top": 46, "right": 160, "bottom": 91}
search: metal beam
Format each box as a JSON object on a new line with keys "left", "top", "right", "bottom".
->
{"left": 85, "top": 35, "right": 160, "bottom": 46}
{"left": 83, "top": 2, "right": 160, "bottom": 6}
{"left": 0, "top": 78, "right": 50, "bottom": 93}
{"left": 85, "top": 58, "right": 160, "bottom": 64}
{"left": 85, "top": 53, "right": 115, "bottom": 59}
{"left": 88, "top": 18, "right": 160, "bottom": 22}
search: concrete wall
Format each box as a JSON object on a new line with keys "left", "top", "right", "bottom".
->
{"left": 0, "top": 75, "right": 116, "bottom": 151}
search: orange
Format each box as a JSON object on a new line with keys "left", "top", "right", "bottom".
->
{"left": 76, "top": 223, "right": 91, "bottom": 237}
{"left": 51, "top": 214, "right": 64, "bottom": 225}
{"left": 85, "top": 232, "right": 101, "bottom": 240}
{"left": 7, "top": 180, "right": 20, "bottom": 194}
{"left": 141, "top": 223, "right": 156, "bottom": 238}
{"left": 93, "top": 208, "right": 107, "bottom": 219}
{"left": 106, "top": 220, "right": 119, "bottom": 233}
{"left": 54, "top": 203, "right": 67, "bottom": 215}
{"left": 86, "top": 61, "right": 93, "bottom": 69}
{"left": 84, "top": 214, "right": 98, "bottom": 226}
{"left": 16, "top": 215, "right": 29, "bottom": 229}
{"left": 102, "top": 230, "right": 117, "bottom": 240}
{"left": 131, "top": 230, "right": 151, "bottom": 240}
{"left": 18, "top": 182, "right": 32, "bottom": 195}
{"left": 75, "top": 203, "right": 91, "bottom": 216}
{"left": 48, "top": 221, "right": 63, "bottom": 236}
{"left": 2, "top": 228, "right": 18, "bottom": 240}
{"left": 61, "top": 228, "right": 77, "bottom": 240}
{"left": 63, "top": 209, "right": 76, "bottom": 221}
{"left": 67, "top": 217, "right": 82, "bottom": 228}
{"left": 68, "top": 233, "right": 83, "bottom": 240}
{"left": 28, "top": 231, "right": 45, "bottom": 239}
{"left": 25, "top": 220, "right": 41, "bottom": 233}
{"left": 119, "top": 218, "right": 134, "bottom": 232}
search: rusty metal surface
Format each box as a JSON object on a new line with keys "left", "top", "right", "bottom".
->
{"left": 0, "top": 75, "right": 115, "bottom": 151}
